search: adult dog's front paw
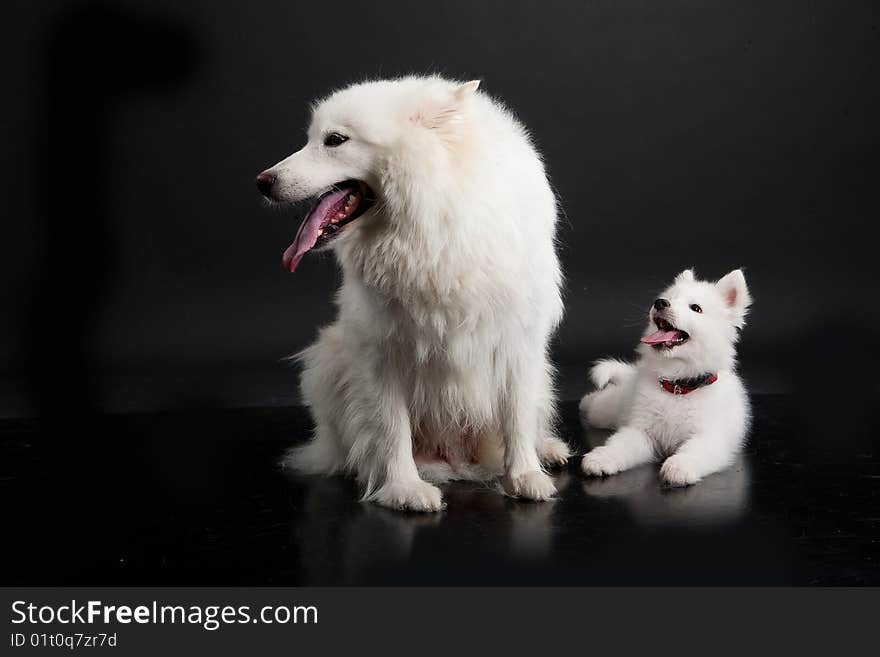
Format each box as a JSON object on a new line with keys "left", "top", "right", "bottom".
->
{"left": 581, "top": 447, "right": 622, "bottom": 477}
{"left": 659, "top": 455, "right": 701, "bottom": 487}
{"left": 539, "top": 436, "right": 572, "bottom": 468}
{"left": 505, "top": 470, "right": 556, "bottom": 501}
{"left": 371, "top": 479, "right": 445, "bottom": 512}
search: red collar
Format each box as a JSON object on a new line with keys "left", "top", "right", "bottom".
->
{"left": 659, "top": 373, "right": 718, "bottom": 395}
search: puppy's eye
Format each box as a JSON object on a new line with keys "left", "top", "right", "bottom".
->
{"left": 690, "top": 304, "right": 703, "bottom": 313}
{"left": 323, "top": 132, "right": 349, "bottom": 147}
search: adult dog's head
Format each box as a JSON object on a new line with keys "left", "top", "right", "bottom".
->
{"left": 256, "top": 76, "right": 482, "bottom": 273}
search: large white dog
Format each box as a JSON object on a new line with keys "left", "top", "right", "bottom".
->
{"left": 257, "top": 76, "right": 567, "bottom": 511}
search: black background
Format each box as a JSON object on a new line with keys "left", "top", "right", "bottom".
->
{"left": 3, "top": 0, "right": 879, "bottom": 418}
{"left": 2, "top": 1, "right": 879, "bottom": 590}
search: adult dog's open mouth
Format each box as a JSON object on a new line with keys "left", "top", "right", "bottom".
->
{"left": 641, "top": 317, "right": 690, "bottom": 350}
{"left": 282, "top": 180, "right": 375, "bottom": 272}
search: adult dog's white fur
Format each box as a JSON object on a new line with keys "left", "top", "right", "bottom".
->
{"left": 580, "top": 269, "right": 752, "bottom": 487}
{"left": 262, "top": 76, "right": 567, "bottom": 511}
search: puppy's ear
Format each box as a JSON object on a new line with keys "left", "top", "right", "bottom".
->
{"left": 411, "top": 80, "right": 480, "bottom": 131}
{"left": 716, "top": 269, "right": 751, "bottom": 326}
{"left": 675, "top": 269, "right": 695, "bottom": 283}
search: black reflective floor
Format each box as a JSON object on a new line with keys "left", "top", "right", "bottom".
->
{"left": 1, "top": 397, "right": 877, "bottom": 585}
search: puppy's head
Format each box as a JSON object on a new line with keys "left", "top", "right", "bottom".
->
{"left": 639, "top": 269, "right": 751, "bottom": 374}
{"left": 255, "top": 76, "right": 481, "bottom": 272}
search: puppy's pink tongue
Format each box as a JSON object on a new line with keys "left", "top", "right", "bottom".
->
{"left": 282, "top": 187, "right": 351, "bottom": 272}
{"left": 641, "top": 329, "right": 685, "bottom": 345}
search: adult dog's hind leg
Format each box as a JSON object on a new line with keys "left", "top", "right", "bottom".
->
{"left": 283, "top": 329, "right": 347, "bottom": 475}
{"left": 538, "top": 435, "right": 571, "bottom": 467}
{"left": 536, "top": 390, "right": 570, "bottom": 467}
{"left": 502, "top": 354, "right": 557, "bottom": 501}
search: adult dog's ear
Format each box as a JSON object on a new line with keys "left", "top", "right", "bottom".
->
{"left": 412, "top": 80, "right": 481, "bottom": 131}
{"left": 716, "top": 269, "right": 751, "bottom": 326}
{"left": 454, "top": 80, "right": 481, "bottom": 100}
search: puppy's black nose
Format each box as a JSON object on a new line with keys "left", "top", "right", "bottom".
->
{"left": 255, "top": 172, "right": 276, "bottom": 197}
{"left": 653, "top": 298, "right": 670, "bottom": 311}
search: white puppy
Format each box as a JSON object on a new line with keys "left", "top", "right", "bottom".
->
{"left": 257, "top": 76, "right": 568, "bottom": 511}
{"left": 580, "top": 269, "right": 752, "bottom": 486}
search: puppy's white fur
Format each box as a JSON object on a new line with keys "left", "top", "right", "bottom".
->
{"left": 580, "top": 269, "right": 752, "bottom": 486}
{"left": 264, "top": 76, "right": 566, "bottom": 511}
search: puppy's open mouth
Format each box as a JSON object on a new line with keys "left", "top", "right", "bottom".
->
{"left": 641, "top": 317, "right": 690, "bottom": 350}
{"left": 282, "top": 180, "right": 375, "bottom": 272}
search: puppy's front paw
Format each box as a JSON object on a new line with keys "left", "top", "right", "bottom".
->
{"left": 660, "top": 455, "right": 701, "bottom": 487}
{"left": 372, "top": 479, "right": 444, "bottom": 512}
{"left": 505, "top": 470, "right": 556, "bottom": 501}
{"left": 539, "top": 436, "right": 571, "bottom": 468}
{"left": 581, "top": 446, "right": 621, "bottom": 477}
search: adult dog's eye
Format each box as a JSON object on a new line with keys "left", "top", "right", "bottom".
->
{"left": 690, "top": 304, "right": 703, "bottom": 313}
{"left": 323, "top": 132, "right": 349, "bottom": 147}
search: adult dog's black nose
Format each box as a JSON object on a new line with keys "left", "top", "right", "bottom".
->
{"left": 255, "top": 172, "right": 276, "bottom": 197}
{"left": 653, "top": 298, "right": 670, "bottom": 311}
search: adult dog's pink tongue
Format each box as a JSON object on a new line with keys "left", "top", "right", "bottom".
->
{"left": 641, "top": 329, "right": 685, "bottom": 345}
{"left": 282, "top": 187, "right": 351, "bottom": 272}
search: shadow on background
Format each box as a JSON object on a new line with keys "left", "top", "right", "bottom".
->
{"left": 288, "top": 472, "right": 575, "bottom": 585}
{"left": 10, "top": 2, "right": 201, "bottom": 579}
{"left": 24, "top": 1, "right": 199, "bottom": 423}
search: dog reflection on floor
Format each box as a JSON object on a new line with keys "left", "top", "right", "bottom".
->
{"left": 291, "top": 474, "right": 570, "bottom": 585}
{"left": 580, "top": 425, "right": 749, "bottom": 527}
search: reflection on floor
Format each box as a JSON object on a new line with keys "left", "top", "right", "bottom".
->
{"left": 0, "top": 397, "right": 876, "bottom": 585}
